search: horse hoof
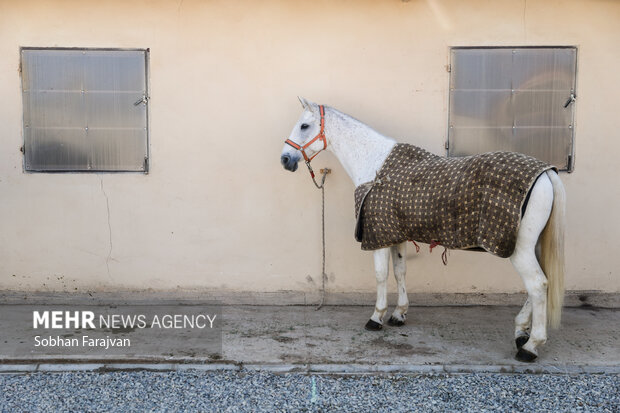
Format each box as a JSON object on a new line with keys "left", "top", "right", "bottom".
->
{"left": 364, "top": 319, "right": 383, "bottom": 331}
{"left": 515, "top": 348, "right": 537, "bottom": 363}
{"left": 387, "top": 316, "right": 405, "bottom": 327}
{"left": 515, "top": 334, "right": 529, "bottom": 349}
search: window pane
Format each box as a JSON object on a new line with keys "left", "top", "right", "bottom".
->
{"left": 450, "top": 90, "right": 513, "bottom": 128}
{"left": 450, "top": 127, "right": 515, "bottom": 156}
{"left": 512, "top": 48, "right": 576, "bottom": 91}
{"left": 25, "top": 128, "right": 88, "bottom": 171}
{"left": 23, "top": 90, "right": 85, "bottom": 128}
{"left": 513, "top": 91, "right": 572, "bottom": 127}
{"left": 83, "top": 51, "right": 146, "bottom": 92}
{"left": 513, "top": 127, "right": 572, "bottom": 167}
{"left": 449, "top": 126, "right": 572, "bottom": 168}
{"left": 88, "top": 129, "right": 147, "bottom": 171}
{"left": 22, "top": 50, "right": 84, "bottom": 91}
{"left": 85, "top": 92, "right": 146, "bottom": 129}
{"left": 450, "top": 49, "right": 513, "bottom": 90}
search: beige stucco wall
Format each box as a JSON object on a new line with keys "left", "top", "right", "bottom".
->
{"left": 0, "top": 0, "right": 618, "bottom": 296}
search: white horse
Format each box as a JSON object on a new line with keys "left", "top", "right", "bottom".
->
{"left": 280, "top": 98, "right": 566, "bottom": 362}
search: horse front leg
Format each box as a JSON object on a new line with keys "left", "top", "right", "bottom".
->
{"left": 365, "top": 248, "right": 390, "bottom": 331}
{"left": 387, "top": 242, "right": 408, "bottom": 326}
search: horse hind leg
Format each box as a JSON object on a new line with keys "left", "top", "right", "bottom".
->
{"left": 515, "top": 240, "right": 544, "bottom": 349}
{"left": 511, "top": 251, "right": 548, "bottom": 362}
{"left": 510, "top": 173, "right": 554, "bottom": 362}
{"left": 515, "top": 245, "right": 542, "bottom": 349}
{"left": 515, "top": 298, "right": 532, "bottom": 349}
{"left": 387, "top": 242, "right": 408, "bottom": 326}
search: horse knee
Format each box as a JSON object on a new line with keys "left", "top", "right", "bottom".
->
{"left": 375, "top": 263, "right": 389, "bottom": 283}
{"left": 375, "top": 270, "right": 388, "bottom": 283}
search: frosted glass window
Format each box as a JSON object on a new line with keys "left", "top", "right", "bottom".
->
{"left": 448, "top": 47, "right": 577, "bottom": 171}
{"left": 21, "top": 48, "right": 149, "bottom": 172}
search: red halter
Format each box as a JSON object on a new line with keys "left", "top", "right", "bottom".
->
{"left": 284, "top": 105, "right": 327, "bottom": 166}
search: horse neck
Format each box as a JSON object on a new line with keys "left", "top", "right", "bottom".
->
{"left": 325, "top": 108, "right": 397, "bottom": 187}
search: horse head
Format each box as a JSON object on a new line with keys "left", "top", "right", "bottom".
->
{"left": 280, "top": 97, "right": 326, "bottom": 172}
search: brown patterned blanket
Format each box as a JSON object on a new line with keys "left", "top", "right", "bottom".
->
{"left": 354, "top": 144, "right": 555, "bottom": 258}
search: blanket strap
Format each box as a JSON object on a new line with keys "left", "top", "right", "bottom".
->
{"left": 409, "top": 240, "right": 420, "bottom": 253}
{"left": 429, "top": 240, "right": 449, "bottom": 266}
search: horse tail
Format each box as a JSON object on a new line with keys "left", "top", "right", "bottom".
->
{"left": 540, "top": 170, "right": 566, "bottom": 329}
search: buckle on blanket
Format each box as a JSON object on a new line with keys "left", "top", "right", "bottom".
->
{"left": 373, "top": 172, "right": 383, "bottom": 186}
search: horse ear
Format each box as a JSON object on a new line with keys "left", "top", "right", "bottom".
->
{"left": 298, "top": 97, "right": 317, "bottom": 113}
{"left": 298, "top": 96, "right": 309, "bottom": 109}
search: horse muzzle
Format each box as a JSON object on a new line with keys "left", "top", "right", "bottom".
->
{"left": 281, "top": 154, "right": 299, "bottom": 172}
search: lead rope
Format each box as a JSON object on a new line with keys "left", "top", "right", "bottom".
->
{"left": 314, "top": 167, "right": 330, "bottom": 310}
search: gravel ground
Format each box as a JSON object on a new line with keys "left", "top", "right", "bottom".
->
{"left": 1, "top": 371, "right": 618, "bottom": 412}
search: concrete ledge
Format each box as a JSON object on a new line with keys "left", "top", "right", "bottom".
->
{"left": 1, "top": 362, "right": 619, "bottom": 375}
{"left": 1, "top": 290, "right": 618, "bottom": 307}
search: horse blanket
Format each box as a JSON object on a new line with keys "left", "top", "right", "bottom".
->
{"left": 354, "top": 144, "right": 555, "bottom": 258}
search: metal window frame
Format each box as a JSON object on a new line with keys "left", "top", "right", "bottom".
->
{"left": 446, "top": 46, "right": 577, "bottom": 172}
{"left": 20, "top": 47, "right": 151, "bottom": 173}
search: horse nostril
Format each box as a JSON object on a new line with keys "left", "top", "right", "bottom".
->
{"left": 281, "top": 155, "right": 290, "bottom": 166}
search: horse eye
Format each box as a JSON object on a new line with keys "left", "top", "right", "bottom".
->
{"left": 300, "top": 123, "right": 309, "bottom": 130}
